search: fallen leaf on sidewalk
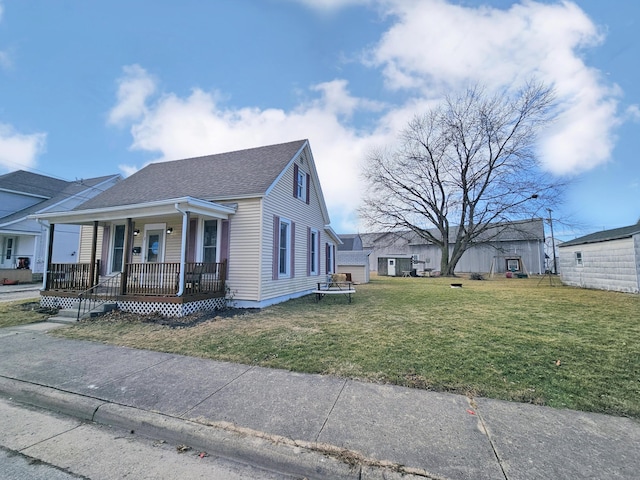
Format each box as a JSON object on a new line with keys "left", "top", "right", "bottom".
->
{"left": 466, "top": 409, "right": 476, "bottom": 415}
{"left": 176, "top": 444, "right": 191, "bottom": 453}
{"left": 198, "top": 452, "right": 208, "bottom": 459}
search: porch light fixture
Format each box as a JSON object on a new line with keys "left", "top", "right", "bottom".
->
{"left": 166, "top": 227, "right": 173, "bottom": 234}
{"left": 133, "top": 229, "right": 140, "bottom": 236}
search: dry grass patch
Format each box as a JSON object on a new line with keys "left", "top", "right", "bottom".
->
{"left": 0, "top": 299, "right": 57, "bottom": 328}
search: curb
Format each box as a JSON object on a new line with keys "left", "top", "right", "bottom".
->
{"left": 0, "top": 376, "right": 432, "bottom": 480}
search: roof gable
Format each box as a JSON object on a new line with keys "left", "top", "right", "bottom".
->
{"left": 79, "top": 140, "right": 308, "bottom": 210}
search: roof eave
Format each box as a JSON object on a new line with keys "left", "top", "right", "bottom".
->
{"left": 29, "top": 196, "right": 237, "bottom": 224}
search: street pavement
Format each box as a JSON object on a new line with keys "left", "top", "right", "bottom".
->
{"left": 0, "top": 321, "right": 638, "bottom": 479}
{"left": 0, "top": 397, "right": 293, "bottom": 480}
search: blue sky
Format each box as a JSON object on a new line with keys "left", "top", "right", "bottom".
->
{"left": 0, "top": 0, "right": 638, "bottom": 239}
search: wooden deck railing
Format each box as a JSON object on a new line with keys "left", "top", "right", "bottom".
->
{"left": 183, "top": 261, "right": 226, "bottom": 295}
{"left": 47, "top": 262, "right": 99, "bottom": 291}
{"left": 123, "top": 261, "right": 226, "bottom": 296}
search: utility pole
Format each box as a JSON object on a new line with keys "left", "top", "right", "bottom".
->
{"left": 547, "top": 208, "right": 557, "bottom": 274}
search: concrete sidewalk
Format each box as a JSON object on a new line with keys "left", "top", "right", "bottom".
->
{"left": 0, "top": 322, "right": 638, "bottom": 480}
{"left": 0, "top": 282, "right": 41, "bottom": 302}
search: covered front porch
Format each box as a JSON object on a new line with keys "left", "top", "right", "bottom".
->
{"left": 33, "top": 197, "right": 236, "bottom": 317}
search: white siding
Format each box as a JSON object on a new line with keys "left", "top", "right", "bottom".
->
{"left": 559, "top": 237, "right": 639, "bottom": 293}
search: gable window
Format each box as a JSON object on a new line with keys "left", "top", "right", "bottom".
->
{"left": 203, "top": 220, "right": 218, "bottom": 263}
{"left": 273, "top": 216, "right": 295, "bottom": 279}
{"left": 575, "top": 251, "right": 583, "bottom": 266}
{"left": 293, "top": 163, "right": 310, "bottom": 204}
{"left": 308, "top": 228, "right": 319, "bottom": 275}
{"left": 297, "top": 170, "right": 306, "bottom": 200}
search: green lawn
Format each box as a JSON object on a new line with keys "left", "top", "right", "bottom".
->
{"left": 53, "top": 275, "right": 640, "bottom": 417}
{"left": 0, "top": 299, "right": 54, "bottom": 328}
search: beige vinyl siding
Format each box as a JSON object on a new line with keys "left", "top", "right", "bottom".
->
{"left": 128, "top": 218, "right": 182, "bottom": 264}
{"left": 261, "top": 150, "right": 329, "bottom": 301}
{"left": 78, "top": 225, "right": 104, "bottom": 263}
{"left": 225, "top": 198, "right": 262, "bottom": 301}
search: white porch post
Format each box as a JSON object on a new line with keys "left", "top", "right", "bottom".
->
{"left": 175, "top": 204, "right": 189, "bottom": 296}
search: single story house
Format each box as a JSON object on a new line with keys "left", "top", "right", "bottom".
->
{"left": 0, "top": 170, "right": 121, "bottom": 283}
{"left": 359, "top": 218, "right": 546, "bottom": 276}
{"left": 32, "top": 140, "right": 341, "bottom": 316}
{"left": 558, "top": 222, "right": 640, "bottom": 294}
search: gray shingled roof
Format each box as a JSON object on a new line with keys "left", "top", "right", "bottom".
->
{"left": 560, "top": 222, "right": 640, "bottom": 247}
{"left": 78, "top": 140, "right": 307, "bottom": 210}
{"left": 0, "top": 170, "right": 70, "bottom": 199}
{"left": 0, "top": 174, "right": 121, "bottom": 224}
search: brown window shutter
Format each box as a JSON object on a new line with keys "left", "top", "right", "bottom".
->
{"left": 272, "top": 215, "right": 280, "bottom": 280}
{"left": 293, "top": 163, "right": 299, "bottom": 198}
{"left": 290, "top": 221, "right": 295, "bottom": 278}
{"left": 220, "top": 219, "right": 230, "bottom": 279}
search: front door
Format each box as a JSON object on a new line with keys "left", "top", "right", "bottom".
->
{"left": 145, "top": 230, "right": 164, "bottom": 263}
{"left": 1, "top": 237, "right": 16, "bottom": 268}
{"left": 388, "top": 258, "right": 396, "bottom": 276}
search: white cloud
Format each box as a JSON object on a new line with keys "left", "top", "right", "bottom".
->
{"left": 110, "top": 1, "right": 629, "bottom": 229}
{"left": 0, "top": 123, "right": 46, "bottom": 171}
{"left": 108, "top": 67, "right": 388, "bottom": 231}
{"left": 368, "top": 0, "right": 618, "bottom": 175}
{"left": 624, "top": 104, "right": 640, "bottom": 122}
{"left": 107, "top": 64, "right": 157, "bottom": 126}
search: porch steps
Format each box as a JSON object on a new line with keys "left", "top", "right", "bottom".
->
{"left": 49, "top": 303, "right": 118, "bottom": 323}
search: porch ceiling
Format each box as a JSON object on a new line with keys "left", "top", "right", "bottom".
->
{"left": 28, "top": 196, "right": 237, "bottom": 225}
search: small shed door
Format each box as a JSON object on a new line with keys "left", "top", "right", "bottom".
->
{"left": 388, "top": 258, "right": 396, "bottom": 276}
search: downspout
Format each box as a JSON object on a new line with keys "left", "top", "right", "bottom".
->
{"left": 175, "top": 203, "right": 189, "bottom": 296}
{"left": 37, "top": 219, "right": 49, "bottom": 291}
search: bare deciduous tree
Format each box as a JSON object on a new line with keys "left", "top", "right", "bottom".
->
{"left": 360, "top": 81, "right": 564, "bottom": 276}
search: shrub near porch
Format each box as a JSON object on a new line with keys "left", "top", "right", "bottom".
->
{"left": 54, "top": 275, "right": 640, "bottom": 418}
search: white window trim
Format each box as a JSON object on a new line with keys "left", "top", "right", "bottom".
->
{"left": 310, "top": 228, "right": 319, "bottom": 275}
{"left": 327, "top": 242, "right": 334, "bottom": 274}
{"left": 575, "top": 251, "right": 583, "bottom": 267}
{"left": 279, "top": 218, "right": 292, "bottom": 278}
{"left": 200, "top": 218, "right": 220, "bottom": 263}
{"left": 109, "top": 223, "right": 126, "bottom": 274}
{"left": 142, "top": 223, "right": 167, "bottom": 263}
{"left": 297, "top": 170, "right": 306, "bottom": 201}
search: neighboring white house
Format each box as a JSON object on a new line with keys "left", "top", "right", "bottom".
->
{"left": 0, "top": 170, "right": 121, "bottom": 281}
{"left": 359, "top": 219, "right": 546, "bottom": 276}
{"left": 33, "top": 140, "right": 341, "bottom": 315}
{"left": 558, "top": 222, "right": 640, "bottom": 294}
